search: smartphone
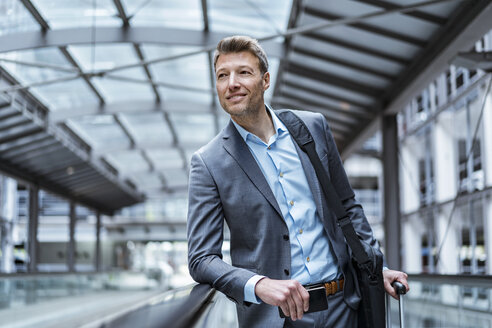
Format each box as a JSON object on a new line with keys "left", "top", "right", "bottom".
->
{"left": 278, "top": 285, "right": 328, "bottom": 318}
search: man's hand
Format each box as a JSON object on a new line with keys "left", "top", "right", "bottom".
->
{"left": 255, "top": 277, "right": 309, "bottom": 321}
{"left": 383, "top": 269, "right": 410, "bottom": 300}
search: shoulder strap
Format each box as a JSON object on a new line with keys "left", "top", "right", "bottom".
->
{"left": 276, "top": 110, "right": 372, "bottom": 266}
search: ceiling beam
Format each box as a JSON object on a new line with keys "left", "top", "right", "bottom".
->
{"left": 272, "top": 0, "right": 303, "bottom": 104}
{"left": 19, "top": 0, "right": 49, "bottom": 30}
{"left": 291, "top": 45, "right": 395, "bottom": 81}
{"left": 58, "top": 46, "right": 105, "bottom": 104}
{"left": 303, "top": 31, "right": 410, "bottom": 66}
{"left": 49, "top": 100, "right": 221, "bottom": 123}
{"left": 354, "top": 0, "right": 447, "bottom": 25}
{"left": 0, "top": 27, "right": 285, "bottom": 58}
{"left": 286, "top": 62, "right": 383, "bottom": 97}
{"left": 274, "top": 95, "right": 361, "bottom": 126}
{"left": 201, "top": 0, "right": 210, "bottom": 31}
{"left": 281, "top": 79, "right": 374, "bottom": 113}
{"left": 111, "top": 0, "right": 162, "bottom": 102}
{"left": 304, "top": 6, "right": 427, "bottom": 47}
{"left": 113, "top": 0, "right": 130, "bottom": 27}
{"left": 274, "top": 100, "right": 353, "bottom": 133}
{"left": 277, "top": 85, "right": 372, "bottom": 119}
{"left": 20, "top": 0, "right": 106, "bottom": 104}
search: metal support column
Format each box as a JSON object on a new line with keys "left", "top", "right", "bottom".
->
{"left": 68, "top": 201, "right": 76, "bottom": 272}
{"left": 382, "top": 114, "right": 402, "bottom": 270}
{"left": 95, "top": 212, "right": 101, "bottom": 272}
{"left": 27, "top": 184, "right": 39, "bottom": 273}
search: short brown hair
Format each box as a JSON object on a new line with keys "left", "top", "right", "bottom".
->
{"left": 213, "top": 35, "right": 269, "bottom": 74}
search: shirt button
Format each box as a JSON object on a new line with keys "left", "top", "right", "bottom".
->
{"left": 299, "top": 228, "right": 303, "bottom": 234}
{"left": 306, "top": 257, "right": 310, "bottom": 262}
{"left": 279, "top": 172, "right": 284, "bottom": 178}
{"left": 267, "top": 146, "right": 271, "bottom": 150}
{"left": 283, "top": 234, "right": 289, "bottom": 241}
{"left": 289, "top": 200, "right": 294, "bottom": 206}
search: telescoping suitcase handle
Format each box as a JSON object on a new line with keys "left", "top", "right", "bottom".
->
{"left": 386, "top": 281, "right": 407, "bottom": 328}
{"left": 393, "top": 281, "right": 406, "bottom": 295}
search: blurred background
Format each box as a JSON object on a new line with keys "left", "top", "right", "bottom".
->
{"left": 1, "top": 0, "right": 492, "bottom": 327}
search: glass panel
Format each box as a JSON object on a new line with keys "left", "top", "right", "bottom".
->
{"left": 106, "top": 150, "right": 149, "bottom": 174}
{"left": 265, "top": 57, "right": 279, "bottom": 103}
{"left": 68, "top": 43, "right": 140, "bottom": 72}
{"left": 389, "top": 277, "right": 492, "bottom": 328}
{"left": 129, "top": 172, "right": 163, "bottom": 190}
{"left": 209, "top": 0, "right": 292, "bottom": 37}
{"left": 294, "top": 35, "right": 404, "bottom": 76}
{"left": 194, "top": 291, "right": 239, "bottom": 327}
{"left": 0, "top": 48, "right": 74, "bottom": 84}
{"left": 162, "top": 168, "right": 188, "bottom": 188}
{"left": 92, "top": 73, "right": 155, "bottom": 102}
{"left": 0, "top": 272, "right": 165, "bottom": 326}
{"left": 119, "top": 195, "right": 188, "bottom": 219}
{"left": 0, "top": 0, "right": 40, "bottom": 36}
{"left": 0, "top": 48, "right": 99, "bottom": 110}
{"left": 149, "top": 52, "right": 210, "bottom": 90}
{"left": 120, "top": 112, "right": 173, "bottom": 146}
{"left": 140, "top": 45, "right": 201, "bottom": 62}
{"left": 66, "top": 115, "right": 131, "bottom": 151}
{"left": 299, "top": 14, "right": 420, "bottom": 60}
{"left": 146, "top": 149, "right": 184, "bottom": 170}
{"left": 123, "top": 0, "right": 203, "bottom": 30}
{"left": 169, "top": 113, "right": 215, "bottom": 145}
{"left": 31, "top": 0, "right": 120, "bottom": 29}
{"left": 160, "top": 89, "right": 213, "bottom": 104}
{"left": 289, "top": 52, "right": 390, "bottom": 88}
{"left": 282, "top": 73, "right": 376, "bottom": 106}
{"left": 30, "top": 79, "right": 99, "bottom": 111}
{"left": 68, "top": 44, "right": 154, "bottom": 101}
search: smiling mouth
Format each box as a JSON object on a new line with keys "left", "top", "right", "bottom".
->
{"left": 227, "top": 94, "right": 246, "bottom": 100}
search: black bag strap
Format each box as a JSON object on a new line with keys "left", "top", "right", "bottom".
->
{"left": 277, "top": 110, "right": 372, "bottom": 268}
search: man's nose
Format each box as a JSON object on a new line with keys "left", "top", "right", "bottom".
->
{"left": 228, "top": 73, "right": 240, "bottom": 89}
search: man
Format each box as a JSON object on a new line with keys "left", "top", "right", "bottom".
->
{"left": 187, "top": 35, "right": 409, "bottom": 328}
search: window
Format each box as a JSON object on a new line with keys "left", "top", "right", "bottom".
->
{"left": 418, "top": 157, "right": 435, "bottom": 206}
{"left": 457, "top": 139, "right": 483, "bottom": 193}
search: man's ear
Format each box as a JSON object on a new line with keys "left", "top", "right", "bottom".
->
{"left": 263, "top": 72, "right": 270, "bottom": 91}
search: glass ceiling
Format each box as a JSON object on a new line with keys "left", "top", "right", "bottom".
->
{"left": 0, "top": 0, "right": 293, "bottom": 218}
{"left": 1, "top": 0, "right": 479, "bottom": 219}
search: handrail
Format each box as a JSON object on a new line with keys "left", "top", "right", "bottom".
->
{"left": 101, "top": 283, "right": 216, "bottom": 328}
{"left": 0, "top": 270, "right": 123, "bottom": 279}
{"left": 408, "top": 273, "right": 492, "bottom": 288}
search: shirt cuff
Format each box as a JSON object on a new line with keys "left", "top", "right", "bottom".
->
{"left": 244, "top": 274, "right": 265, "bottom": 304}
{"left": 383, "top": 266, "right": 389, "bottom": 271}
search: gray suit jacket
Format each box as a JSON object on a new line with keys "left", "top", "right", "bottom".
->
{"left": 187, "top": 110, "right": 381, "bottom": 328}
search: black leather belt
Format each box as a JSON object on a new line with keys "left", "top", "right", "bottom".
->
{"left": 304, "top": 278, "right": 344, "bottom": 296}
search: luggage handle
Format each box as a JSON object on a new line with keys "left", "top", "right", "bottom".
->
{"left": 392, "top": 281, "right": 406, "bottom": 295}
{"left": 388, "top": 281, "right": 406, "bottom": 328}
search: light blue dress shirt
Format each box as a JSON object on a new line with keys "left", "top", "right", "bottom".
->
{"left": 231, "top": 106, "right": 340, "bottom": 303}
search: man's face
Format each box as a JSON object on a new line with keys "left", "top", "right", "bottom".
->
{"left": 215, "top": 51, "right": 270, "bottom": 119}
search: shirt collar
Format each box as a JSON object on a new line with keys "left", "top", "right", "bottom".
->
{"left": 231, "top": 105, "right": 288, "bottom": 143}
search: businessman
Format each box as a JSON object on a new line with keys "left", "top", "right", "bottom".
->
{"left": 187, "top": 35, "right": 409, "bottom": 328}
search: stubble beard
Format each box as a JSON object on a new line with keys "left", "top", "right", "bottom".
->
{"left": 221, "top": 93, "right": 264, "bottom": 122}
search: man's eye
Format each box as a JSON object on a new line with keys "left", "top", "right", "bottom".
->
{"left": 240, "top": 71, "right": 251, "bottom": 75}
{"left": 217, "top": 73, "right": 226, "bottom": 79}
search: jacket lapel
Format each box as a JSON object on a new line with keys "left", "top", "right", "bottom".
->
{"left": 222, "top": 121, "right": 283, "bottom": 219}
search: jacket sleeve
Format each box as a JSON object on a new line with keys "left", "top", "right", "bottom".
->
{"left": 319, "top": 114, "right": 384, "bottom": 258}
{"left": 187, "top": 151, "right": 256, "bottom": 304}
